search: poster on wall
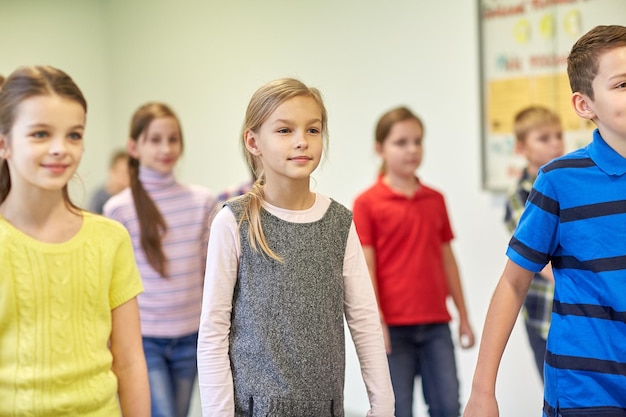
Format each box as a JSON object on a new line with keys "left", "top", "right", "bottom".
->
{"left": 480, "top": 0, "right": 626, "bottom": 191}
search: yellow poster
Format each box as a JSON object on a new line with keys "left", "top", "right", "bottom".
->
{"left": 480, "top": 0, "right": 625, "bottom": 190}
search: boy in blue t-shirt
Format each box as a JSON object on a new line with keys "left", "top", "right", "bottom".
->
{"left": 465, "top": 25, "right": 626, "bottom": 417}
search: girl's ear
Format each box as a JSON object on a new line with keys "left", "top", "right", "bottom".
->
{"left": 0, "top": 134, "right": 10, "bottom": 159}
{"left": 572, "top": 92, "right": 596, "bottom": 120}
{"left": 126, "top": 138, "right": 139, "bottom": 159}
{"left": 374, "top": 141, "right": 383, "bottom": 156}
{"left": 244, "top": 130, "right": 261, "bottom": 156}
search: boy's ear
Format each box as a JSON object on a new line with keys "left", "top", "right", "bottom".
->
{"left": 244, "top": 130, "right": 261, "bottom": 156}
{"left": 514, "top": 140, "right": 525, "bottom": 156}
{"left": 126, "top": 138, "right": 139, "bottom": 159}
{"left": 572, "top": 92, "right": 596, "bottom": 120}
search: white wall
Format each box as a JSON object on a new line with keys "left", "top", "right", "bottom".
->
{"left": 0, "top": 0, "right": 114, "bottom": 205}
{"left": 1, "top": 1, "right": 544, "bottom": 415}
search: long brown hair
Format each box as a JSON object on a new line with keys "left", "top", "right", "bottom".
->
{"left": 0, "top": 66, "right": 87, "bottom": 206}
{"left": 239, "top": 78, "right": 328, "bottom": 262}
{"left": 128, "top": 102, "right": 183, "bottom": 277}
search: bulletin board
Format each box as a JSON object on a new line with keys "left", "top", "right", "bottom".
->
{"left": 479, "top": 0, "right": 626, "bottom": 191}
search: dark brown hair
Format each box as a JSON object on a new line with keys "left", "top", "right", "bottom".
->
{"left": 567, "top": 25, "right": 626, "bottom": 99}
{"left": 128, "top": 102, "right": 183, "bottom": 277}
{"left": 0, "top": 66, "right": 87, "bottom": 205}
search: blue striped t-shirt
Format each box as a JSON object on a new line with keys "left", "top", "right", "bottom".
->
{"left": 507, "top": 129, "right": 626, "bottom": 417}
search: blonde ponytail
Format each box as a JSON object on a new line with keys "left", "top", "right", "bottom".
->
{"left": 238, "top": 176, "right": 282, "bottom": 262}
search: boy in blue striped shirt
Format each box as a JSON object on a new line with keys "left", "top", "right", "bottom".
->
{"left": 465, "top": 25, "right": 626, "bottom": 417}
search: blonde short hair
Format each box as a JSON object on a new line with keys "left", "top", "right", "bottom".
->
{"left": 513, "top": 106, "right": 561, "bottom": 143}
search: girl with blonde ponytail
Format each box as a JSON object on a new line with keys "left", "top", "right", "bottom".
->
{"left": 197, "top": 78, "right": 394, "bottom": 417}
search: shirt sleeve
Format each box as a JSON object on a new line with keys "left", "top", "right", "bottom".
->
{"left": 343, "top": 222, "right": 395, "bottom": 417}
{"left": 353, "top": 194, "right": 374, "bottom": 246}
{"left": 108, "top": 223, "right": 143, "bottom": 309}
{"left": 507, "top": 171, "right": 559, "bottom": 272}
{"left": 102, "top": 194, "right": 126, "bottom": 226}
{"left": 200, "top": 192, "right": 219, "bottom": 278}
{"left": 438, "top": 194, "right": 454, "bottom": 243}
{"left": 197, "top": 207, "right": 239, "bottom": 417}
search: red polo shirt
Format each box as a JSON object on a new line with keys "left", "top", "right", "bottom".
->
{"left": 353, "top": 177, "right": 453, "bottom": 325}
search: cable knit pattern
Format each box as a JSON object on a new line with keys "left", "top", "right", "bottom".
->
{"left": 104, "top": 167, "right": 217, "bottom": 337}
{"left": 0, "top": 212, "right": 143, "bottom": 416}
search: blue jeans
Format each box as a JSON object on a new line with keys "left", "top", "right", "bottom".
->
{"left": 387, "top": 323, "right": 460, "bottom": 417}
{"left": 143, "top": 332, "right": 198, "bottom": 417}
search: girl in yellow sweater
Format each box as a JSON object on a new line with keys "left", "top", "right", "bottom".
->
{"left": 0, "top": 66, "right": 150, "bottom": 416}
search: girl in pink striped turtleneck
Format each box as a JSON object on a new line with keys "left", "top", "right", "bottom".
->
{"left": 105, "top": 102, "right": 217, "bottom": 417}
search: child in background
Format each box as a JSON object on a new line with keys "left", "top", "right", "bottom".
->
{"left": 197, "top": 78, "right": 394, "bottom": 417}
{"left": 464, "top": 25, "right": 626, "bottom": 417}
{"left": 104, "top": 102, "right": 217, "bottom": 417}
{"left": 89, "top": 148, "right": 129, "bottom": 214}
{"left": 216, "top": 166, "right": 256, "bottom": 203}
{"left": 504, "top": 106, "right": 564, "bottom": 381}
{"left": 216, "top": 178, "right": 253, "bottom": 202}
{"left": 353, "top": 106, "right": 475, "bottom": 417}
{"left": 0, "top": 66, "right": 149, "bottom": 416}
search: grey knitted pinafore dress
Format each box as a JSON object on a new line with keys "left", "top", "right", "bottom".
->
{"left": 226, "top": 198, "right": 352, "bottom": 417}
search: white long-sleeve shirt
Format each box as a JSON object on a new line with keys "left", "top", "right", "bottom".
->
{"left": 197, "top": 193, "right": 394, "bottom": 417}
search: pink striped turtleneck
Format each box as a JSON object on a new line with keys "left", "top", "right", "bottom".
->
{"left": 104, "top": 167, "right": 217, "bottom": 337}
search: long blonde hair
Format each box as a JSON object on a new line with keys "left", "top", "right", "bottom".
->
{"left": 239, "top": 78, "right": 328, "bottom": 261}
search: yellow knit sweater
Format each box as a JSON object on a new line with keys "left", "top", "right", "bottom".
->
{"left": 0, "top": 212, "right": 143, "bottom": 416}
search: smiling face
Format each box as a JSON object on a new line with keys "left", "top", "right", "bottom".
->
{"left": 245, "top": 95, "right": 323, "bottom": 185}
{"left": 0, "top": 94, "right": 85, "bottom": 195}
{"left": 128, "top": 116, "right": 182, "bottom": 174}
{"left": 376, "top": 118, "right": 424, "bottom": 179}
{"left": 587, "top": 46, "right": 626, "bottom": 143}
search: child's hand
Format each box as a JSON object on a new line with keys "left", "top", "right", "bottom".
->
{"left": 463, "top": 392, "right": 499, "bottom": 417}
{"left": 459, "top": 320, "right": 475, "bottom": 349}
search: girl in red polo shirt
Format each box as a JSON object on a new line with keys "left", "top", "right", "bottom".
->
{"left": 353, "top": 106, "right": 475, "bottom": 417}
